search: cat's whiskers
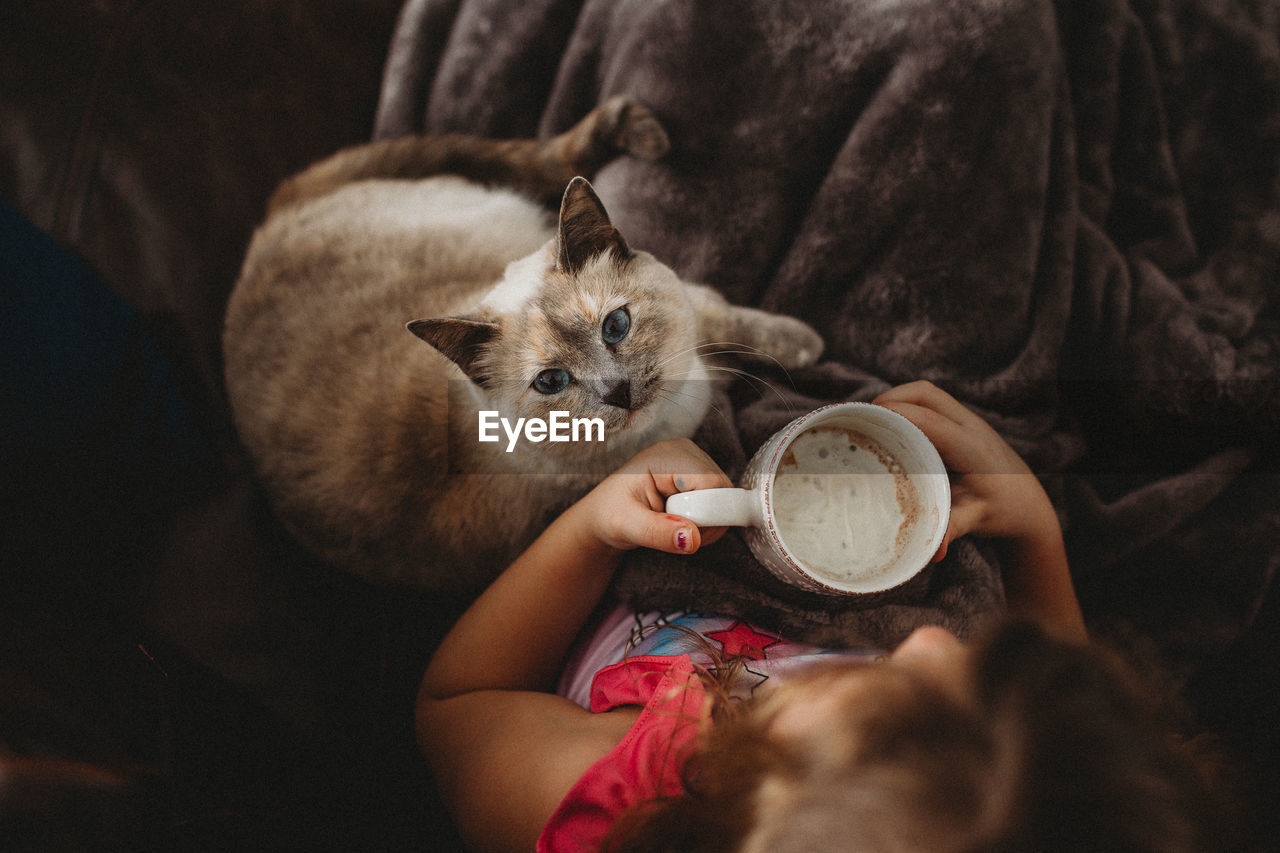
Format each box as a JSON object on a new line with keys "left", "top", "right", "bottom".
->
{"left": 659, "top": 342, "right": 802, "bottom": 398}
{"left": 654, "top": 380, "right": 713, "bottom": 409}
{"left": 700, "top": 346, "right": 792, "bottom": 377}
{"left": 654, "top": 385, "right": 726, "bottom": 425}
{"left": 692, "top": 363, "right": 800, "bottom": 412}
{"left": 652, "top": 340, "right": 778, "bottom": 372}
{"left": 658, "top": 340, "right": 804, "bottom": 409}
{"left": 704, "top": 364, "right": 779, "bottom": 397}
{"left": 651, "top": 343, "right": 712, "bottom": 371}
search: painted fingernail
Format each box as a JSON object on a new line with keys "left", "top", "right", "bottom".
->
{"left": 675, "top": 528, "right": 690, "bottom": 551}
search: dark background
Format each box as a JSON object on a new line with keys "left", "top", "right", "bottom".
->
{"left": 2, "top": 2, "right": 468, "bottom": 849}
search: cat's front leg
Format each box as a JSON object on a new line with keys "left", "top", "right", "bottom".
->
{"left": 686, "top": 283, "right": 824, "bottom": 370}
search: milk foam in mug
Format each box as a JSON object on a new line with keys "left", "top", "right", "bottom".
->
{"left": 666, "top": 402, "right": 950, "bottom": 595}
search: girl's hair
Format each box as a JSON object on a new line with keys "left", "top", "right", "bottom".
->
{"left": 606, "top": 620, "right": 1229, "bottom": 853}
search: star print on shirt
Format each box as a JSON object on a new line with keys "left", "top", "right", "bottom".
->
{"left": 704, "top": 621, "right": 782, "bottom": 661}
{"left": 725, "top": 661, "right": 771, "bottom": 695}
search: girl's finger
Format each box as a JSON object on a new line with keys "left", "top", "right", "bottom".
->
{"left": 696, "top": 524, "right": 730, "bottom": 548}
{"left": 946, "top": 492, "right": 986, "bottom": 544}
{"left": 659, "top": 469, "right": 733, "bottom": 497}
{"left": 624, "top": 439, "right": 733, "bottom": 497}
{"left": 636, "top": 511, "right": 700, "bottom": 554}
{"left": 876, "top": 400, "right": 978, "bottom": 471}
{"left": 874, "top": 381, "right": 984, "bottom": 429}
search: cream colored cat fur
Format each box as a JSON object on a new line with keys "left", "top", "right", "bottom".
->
{"left": 224, "top": 98, "right": 822, "bottom": 592}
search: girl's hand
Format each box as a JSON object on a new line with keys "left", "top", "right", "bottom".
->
{"left": 874, "top": 381, "right": 1060, "bottom": 561}
{"left": 578, "top": 438, "right": 732, "bottom": 555}
{"left": 418, "top": 437, "right": 733, "bottom": 852}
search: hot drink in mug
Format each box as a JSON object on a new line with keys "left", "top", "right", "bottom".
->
{"left": 666, "top": 403, "right": 950, "bottom": 595}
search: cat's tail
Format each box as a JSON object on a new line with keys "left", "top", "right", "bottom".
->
{"left": 266, "top": 95, "right": 668, "bottom": 216}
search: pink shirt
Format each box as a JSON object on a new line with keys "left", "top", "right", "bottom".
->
{"left": 539, "top": 607, "right": 879, "bottom": 851}
{"left": 536, "top": 654, "right": 707, "bottom": 853}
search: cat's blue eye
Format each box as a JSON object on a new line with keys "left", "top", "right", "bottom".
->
{"left": 532, "top": 368, "right": 571, "bottom": 395}
{"left": 602, "top": 307, "right": 630, "bottom": 345}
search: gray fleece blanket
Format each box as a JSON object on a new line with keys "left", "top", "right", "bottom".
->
{"left": 375, "top": 0, "right": 1279, "bottom": 678}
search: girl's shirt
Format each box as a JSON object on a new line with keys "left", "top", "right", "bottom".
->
{"left": 538, "top": 606, "right": 880, "bottom": 852}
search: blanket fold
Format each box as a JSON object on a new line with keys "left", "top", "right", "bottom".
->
{"left": 377, "top": 0, "right": 1279, "bottom": 677}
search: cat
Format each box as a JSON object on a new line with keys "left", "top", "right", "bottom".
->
{"left": 223, "top": 96, "right": 823, "bottom": 593}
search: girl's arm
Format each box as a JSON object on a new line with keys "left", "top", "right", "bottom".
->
{"left": 417, "top": 439, "right": 730, "bottom": 852}
{"left": 875, "top": 381, "right": 1086, "bottom": 641}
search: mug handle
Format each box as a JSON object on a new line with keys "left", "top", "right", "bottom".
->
{"left": 665, "top": 488, "right": 760, "bottom": 527}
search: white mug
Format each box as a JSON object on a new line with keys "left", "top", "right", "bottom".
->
{"left": 666, "top": 402, "right": 950, "bottom": 595}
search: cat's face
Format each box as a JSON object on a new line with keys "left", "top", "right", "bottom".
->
{"left": 480, "top": 246, "right": 702, "bottom": 450}
{"left": 409, "top": 179, "right": 711, "bottom": 463}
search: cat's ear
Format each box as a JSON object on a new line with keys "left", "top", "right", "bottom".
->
{"left": 407, "top": 317, "right": 498, "bottom": 384}
{"left": 556, "top": 177, "right": 633, "bottom": 274}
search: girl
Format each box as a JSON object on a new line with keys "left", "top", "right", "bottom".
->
{"left": 417, "top": 381, "right": 1222, "bottom": 852}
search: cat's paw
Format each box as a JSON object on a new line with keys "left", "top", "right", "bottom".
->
{"left": 599, "top": 96, "right": 670, "bottom": 161}
{"left": 575, "top": 95, "right": 670, "bottom": 165}
{"left": 764, "top": 316, "right": 825, "bottom": 370}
